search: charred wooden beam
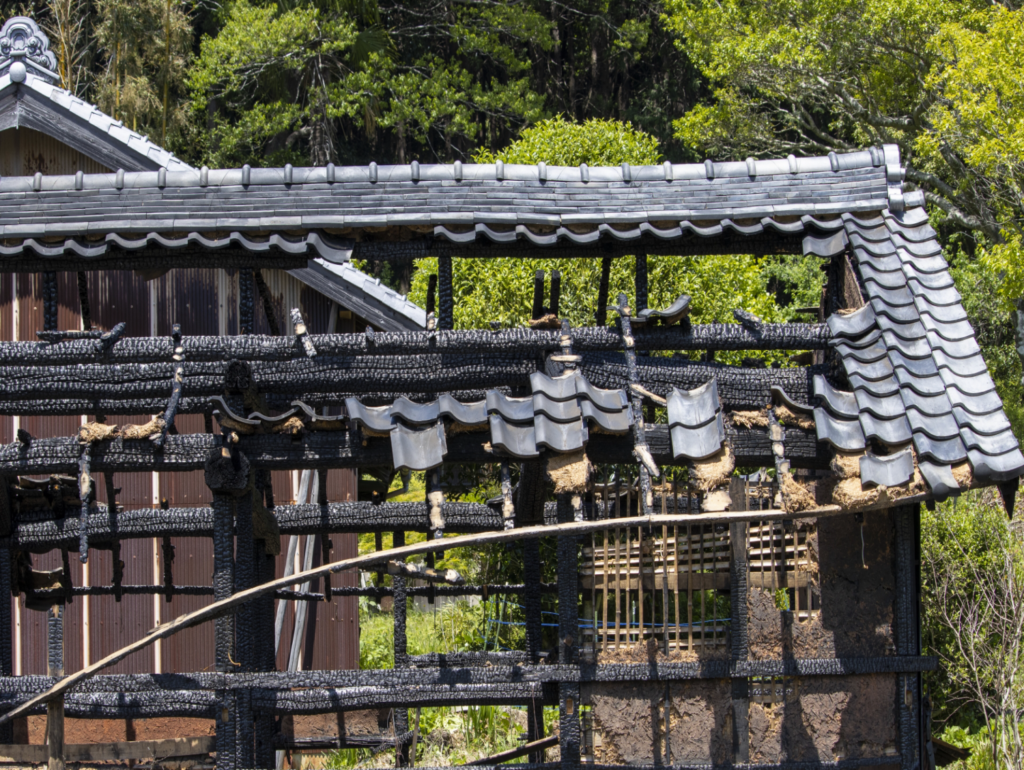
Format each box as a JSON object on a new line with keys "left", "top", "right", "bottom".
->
{"left": 438, "top": 255, "right": 454, "bottom": 330}
{"left": 0, "top": 655, "right": 939, "bottom": 699}
{"left": 0, "top": 324, "right": 830, "bottom": 366}
{"left": 42, "top": 273, "right": 58, "bottom": 333}
{"left": 4, "top": 502, "right": 506, "bottom": 549}
{"left": 76, "top": 273, "right": 91, "bottom": 332}
{"left": 253, "top": 270, "right": 280, "bottom": 336}
{"left": 0, "top": 356, "right": 822, "bottom": 412}
{"left": 0, "top": 423, "right": 825, "bottom": 477}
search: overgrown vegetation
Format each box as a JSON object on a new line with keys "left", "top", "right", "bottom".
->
{"left": 923, "top": 491, "right": 1024, "bottom": 767}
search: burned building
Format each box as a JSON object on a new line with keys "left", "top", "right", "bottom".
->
{"left": 0, "top": 13, "right": 1019, "bottom": 770}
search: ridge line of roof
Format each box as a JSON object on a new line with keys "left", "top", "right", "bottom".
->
{"left": 0, "top": 145, "right": 899, "bottom": 192}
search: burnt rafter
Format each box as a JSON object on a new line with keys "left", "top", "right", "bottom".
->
{"left": 0, "top": 356, "right": 821, "bottom": 414}
{"left": 0, "top": 422, "right": 825, "bottom": 477}
{"left": 0, "top": 323, "right": 830, "bottom": 366}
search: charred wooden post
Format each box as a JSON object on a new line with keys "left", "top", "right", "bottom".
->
{"left": 730, "top": 518, "right": 750, "bottom": 762}
{"left": 595, "top": 257, "right": 612, "bottom": 327}
{"left": 392, "top": 529, "right": 410, "bottom": 766}
{"left": 206, "top": 449, "right": 250, "bottom": 770}
{"left": 613, "top": 293, "right": 657, "bottom": 514}
{"left": 437, "top": 256, "right": 453, "bottom": 331}
{"left": 239, "top": 269, "right": 255, "bottom": 335}
{"left": 531, "top": 270, "right": 545, "bottom": 321}
{"left": 556, "top": 495, "right": 581, "bottom": 770}
{"left": 46, "top": 603, "right": 64, "bottom": 770}
{"left": 895, "top": 506, "right": 922, "bottom": 770}
{"left": 253, "top": 270, "right": 281, "bottom": 336}
{"left": 76, "top": 443, "right": 91, "bottom": 563}
{"left": 42, "top": 272, "right": 58, "bottom": 333}
{"left": 318, "top": 469, "right": 332, "bottom": 602}
{"left": 550, "top": 270, "right": 562, "bottom": 318}
{"left": 0, "top": 517, "right": 11, "bottom": 744}
{"left": 155, "top": 324, "right": 185, "bottom": 449}
{"left": 635, "top": 253, "right": 648, "bottom": 313}
{"left": 76, "top": 273, "right": 91, "bottom": 331}
{"left": 425, "top": 274, "right": 437, "bottom": 331}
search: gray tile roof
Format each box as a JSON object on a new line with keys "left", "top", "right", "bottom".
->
{"left": 0, "top": 72, "right": 192, "bottom": 172}
{"left": 0, "top": 149, "right": 897, "bottom": 253}
{"left": 287, "top": 259, "right": 426, "bottom": 332}
{"left": 0, "top": 128, "right": 1012, "bottom": 498}
{"left": 807, "top": 206, "right": 1024, "bottom": 491}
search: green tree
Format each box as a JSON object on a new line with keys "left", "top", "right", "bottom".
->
{"left": 94, "top": 0, "right": 191, "bottom": 145}
{"left": 922, "top": 492, "right": 1024, "bottom": 767}
{"left": 662, "top": 0, "right": 999, "bottom": 237}
{"left": 188, "top": 1, "right": 362, "bottom": 166}
{"left": 410, "top": 117, "right": 820, "bottom": 367}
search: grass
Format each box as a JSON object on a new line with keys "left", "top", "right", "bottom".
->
{"left": 310, "top": 601, "right": 541, "bottom": 768}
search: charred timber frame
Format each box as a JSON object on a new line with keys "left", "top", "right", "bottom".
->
{"left": 0, "top": 425, "right": 826, "bottom": 476}
{"left": 0, "top": 236, "right": 926, "bottom": 770}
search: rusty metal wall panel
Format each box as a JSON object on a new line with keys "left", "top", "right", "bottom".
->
{"left": 162, "top": 536, "right": 216, "bottom": 675}
{"left": 0, "top": 128, "right": 109, "bottom": 176}
{"left": 88, "top": 542, "right": 155, "bottom": 674}
{"left": 306, "top": 533, "right": 359, "bottom": 671}
{"left": 155, "top": 268, "right": 220, "bottom": 337}
{"left": 84, "top": 270, "right": 152, "bottom": 339}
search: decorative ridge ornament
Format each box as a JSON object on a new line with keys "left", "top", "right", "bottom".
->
{"left": 0, "top": 17, "right": 58, "bottom": 83}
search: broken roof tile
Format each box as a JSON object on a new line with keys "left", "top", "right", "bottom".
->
{"left": 532, "top": 393, "right": 583, "bottom": 423}
{"left": 859, "top": 448, "right": 915, "bottom": 488}
{"left": 906, "top": 408, "right": 960, "bottom": 441}
{"left": 814, "top": 407, "right": 867, "bottom": 451}
{"left": 849, "top": 373, "right": 901, "bottom": 397}
{"left": 439, "top": 394, "right": 488, "bottom": 426}
{"left": 535, "top": 414, "right": 588, "bottom": 453}
{"left": 390, "top": 421, "right": 447, "bottom": 471}
{"left": 667, "top": 380, "right": 720, "bottom": 428}
{"left": 967, "top": 447, "right": 1024, "bottom": 482}
{"left": 826, "top": 304, "right": 877, "bottom": 338}
{"left": 345, "top": 398, "right": 394, "bottom": 433}
{"left": 390, "top": 396, "right": 441, "bottom": 426}
{"left": 530, "top": 371, "right": 580, "bottom": 401}
{"left": 670, "top": 412, "right": 725, "bottom": 460}
{"left": 912, "top": 433, "right": 968, "bottom": 465}
{"left": 859, "top": 412, "right": 913, "bottom": 445}
{"left": 575, "top": 378, "right": 629, "bottom": 412}
{"left": 813, "top": 375, "right": 860, "bottom": 419}
{"left": 580, "top": 399, "right": 631, "bottom": 434}
{"left": 919, "top": 461, "right": 961, "bottom": 501}
{"left": 488, "top": 414, "right": 539, "bottom": 459}
{"left": 486, "top": 392, "right": 534, "bottom": 423}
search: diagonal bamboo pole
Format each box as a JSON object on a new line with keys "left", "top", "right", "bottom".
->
{"left": 0, "top": 500, "right": 904, "bottom": 727}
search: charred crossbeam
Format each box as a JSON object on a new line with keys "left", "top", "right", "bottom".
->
{"left": 0, "top": 356, "right": 821, "bottom": 411}
{"left": 3, "top": 502, "right": 506, "bottom": 550}
{"left": 0, "top": 324, "right": 830, "bottom": 366}
{"left": 0, "top": 656, "right": 939, "bottom": 699}
{"left": 0, "top": 423, "right": 825, "bottom": 477}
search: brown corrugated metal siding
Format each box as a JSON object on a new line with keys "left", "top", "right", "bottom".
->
{"left": 0, "top": 128, "right": 109, "bottom": 177}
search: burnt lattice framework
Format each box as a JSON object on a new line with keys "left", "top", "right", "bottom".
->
{"left": 0, "top": 145, "right": 1017, "bottom": 770}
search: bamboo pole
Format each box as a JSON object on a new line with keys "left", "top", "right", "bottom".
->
{"left": 0, "top": 503, "right": 873, "bottom": 726}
